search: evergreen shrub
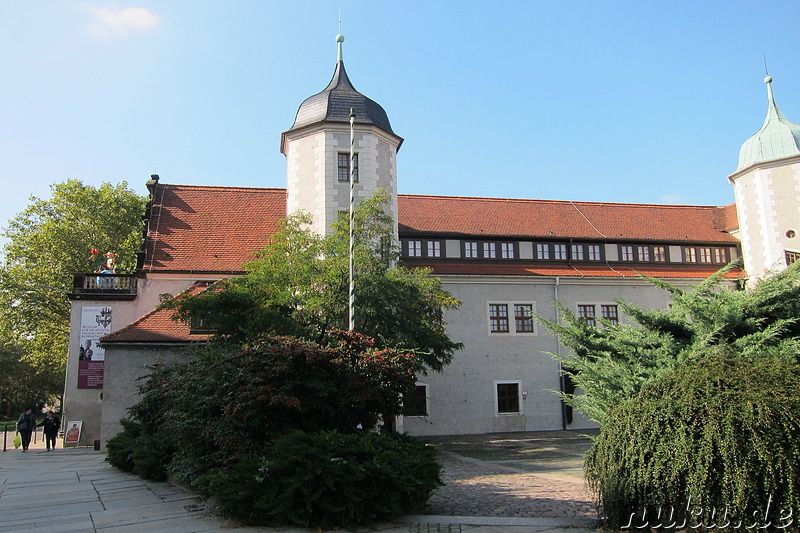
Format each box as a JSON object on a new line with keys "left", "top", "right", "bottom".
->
{"left": 196, "top": 430, "right": 442, "bottom": 529}
{"left": 586, "top": 352, "right": 800, "bottom": 530}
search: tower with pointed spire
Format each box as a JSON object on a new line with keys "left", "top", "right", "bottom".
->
{"left": 281, "top": 33, "right": 403, "bottom": 236}
{"left": 729, "top": 75, "right": 800, "bottom": 282}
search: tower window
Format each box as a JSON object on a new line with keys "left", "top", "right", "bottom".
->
{"left": 337, "top": 153, "right": 358, "bottom": 182}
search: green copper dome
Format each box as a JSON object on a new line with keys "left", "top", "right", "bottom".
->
{"left": 736, "top": 76, "right": 800, "bottom": 172}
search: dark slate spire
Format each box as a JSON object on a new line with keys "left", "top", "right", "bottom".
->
{"left": 286, "top": 34, "right": 397, "bottom": 136}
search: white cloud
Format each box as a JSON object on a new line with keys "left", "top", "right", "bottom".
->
{"left": 659, "top": 194, "right": 686, "bottom": 205}
{"left": 82, "top": 5, "right": 161, "bottom": 40}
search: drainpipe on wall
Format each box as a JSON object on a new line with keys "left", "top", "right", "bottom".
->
{"left": 554, "top": 276, "right": 567, "bottom": 431}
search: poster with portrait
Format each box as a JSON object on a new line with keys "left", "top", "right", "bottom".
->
{"left": 64, "top": 420, "right": 83, "bottom": 445}
{"left": 77, "top": 306, "right": 111, "bottom": 389}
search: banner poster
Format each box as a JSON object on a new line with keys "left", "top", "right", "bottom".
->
{"left": 64, "top": 420, "right": 83, "bottom": 445}
{"left": 77, "top": 306, "right": 112, "bottom": 389}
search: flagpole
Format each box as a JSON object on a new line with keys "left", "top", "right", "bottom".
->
{"left": 349, "top": 107, "right": 356, "bottom": 331}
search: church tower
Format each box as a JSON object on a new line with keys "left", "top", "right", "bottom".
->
{"left": 729, "top": 75, "right": 800, "bottom": 282}
{"left": 281, "top": 34, "right": 403, "bottom": 236}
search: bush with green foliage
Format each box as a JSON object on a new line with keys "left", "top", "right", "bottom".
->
{"left": 539, "top": 262, "right": 800, "bottom": 422}
{"left": 196, "top": 430, "right": 442, "bottom": 529}
{"left": 586, "top": 351, "right": 800, "bottom": 530}
{"left": 107, "top": 332, "right": 420, "bottom": 486}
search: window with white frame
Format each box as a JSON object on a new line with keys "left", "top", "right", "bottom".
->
{"left": 637, "top": 246, "right": 650, "bottom": 262}
{"left": 554, "top": 244, "right": 568, "bottom": 260}
{"left": 407, "top": 240, "right": 422, "bottom": 257}
{"left": 464, "top": 241, "right": 479, "bottom": 258}
{"left": 713, "top": 247, "right": 726, "bottom": 263}
{"left": 403, "top": 383, "right": 429, "bottom": 417}
{"left": 684, "top": 247, "right": 697, "bottom": 263}
{"left": 571, "top": 244, "right": 584, "bottom": 261}
{"left": 489, "top": 304, "right": 509, "bottom": 333}
{"left": 653, "top": 245, "right": 667, "bottom": 262}
{"left": 483, "top": 242, "right": 496, "bottom": 259}
{"left": 699, "top": 247, "right": 712, "bottom": 263}
{"left": 427, "top": 240, "right": 441, "bottom": 258}
{"left": 620, "top": 245, "right": 635, "bottom": 261}
{"left": 500, "top": 242, "right": 515, "bottom": 259}
{"left": 587, "top": 244, "right": 602, "bottom": 261}
{"left": 536, "top": 243, "right": 550, "bottom": 260}
{"left": 496, "top": 382, "right": 521, "bottom": 414}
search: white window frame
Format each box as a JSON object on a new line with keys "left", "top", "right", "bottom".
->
{"left": 464, "top": 241, "right": 479, "bottom": 258}
{"left": 536, "top": 243, "right": 550, "bottom": 260}
{"left": 427, "top": 241, "right": 441, "bottom": 258}
{"left": 407, "top": 240, "right": 422, "bottom": 257}
{"left": 494, "top": 381, "right": 523, "bottom": 416}
{"left": 620, "top": 245, "right": 634, "bottom": 261}
{"left": 587, "top": 244, "right": 602, "bottom": 261}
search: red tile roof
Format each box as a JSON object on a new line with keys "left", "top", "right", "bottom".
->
{"left": 142, "top": 184, "right": 740, "bottom": 274}
{"left": 142, "top": 184, "right": 286, "bottom": 273}
{"left": 100, "top": 282, "right": 213, "bottom": 344}
{"left": 398, "top": 195, "right": 739, "bottom": 243}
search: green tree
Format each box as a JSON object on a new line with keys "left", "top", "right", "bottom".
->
{"left": 165, "top": 191, "right": 462, "bottom": 372}
{"left": 0, "top": 180, "right": 146, "bottom": 406}
{"left": 539, "top": 262, "right": 800, "bottom": 423}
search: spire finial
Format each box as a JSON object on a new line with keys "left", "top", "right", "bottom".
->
{"left": 336, "top": 10, "right": 344, "bottom": 62}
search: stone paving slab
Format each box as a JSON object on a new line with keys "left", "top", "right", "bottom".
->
{"left": 0, "top": 430, "right": 599, "bottom": 532}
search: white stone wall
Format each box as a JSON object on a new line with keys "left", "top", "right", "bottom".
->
{"left": 63, "top": 273, "right": 226, "bottom": 446}
{"left": 285, "top": 124, "right": 399, "bottom": 236}
{"left": 732, "top": 157, "right": 800, "bottom": 281}
{"left": 403, "top": 275, "right": 690, "bottom": 436}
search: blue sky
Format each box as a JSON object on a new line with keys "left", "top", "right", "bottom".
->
{"left": 2, "top": 1, "right": 800, "bottom": 246}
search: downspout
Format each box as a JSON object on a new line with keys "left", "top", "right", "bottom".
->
{"left": 554, "top": 276, "right": 567, "bottom": 430}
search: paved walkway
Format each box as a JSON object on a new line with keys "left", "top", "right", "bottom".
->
{"left": 0, "top": 431, "right": 599, "bottom": 533}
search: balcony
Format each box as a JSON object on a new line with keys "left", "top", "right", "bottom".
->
{"left": 70, "top": 274, "right": 138, "bottom": 300}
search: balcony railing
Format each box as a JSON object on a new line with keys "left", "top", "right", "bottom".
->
{"left": 70, "top": 274, "right": 138, "bottom": 300}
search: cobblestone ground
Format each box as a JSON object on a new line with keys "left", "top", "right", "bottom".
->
{"left": 424, "top": 432, "right": 598, "bottom": 519}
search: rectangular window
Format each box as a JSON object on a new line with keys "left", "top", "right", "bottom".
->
{"left": 500, "top": 242, "right": 515, "bottom": 259}
{"left": 699, "top": 247, "right": 712, "bottom": 263}
{"left": 489, "top": 304, "right": 509, "bottom": 333}
{"left": 684, "top": 247, "right": 697, "bottom": 263}
{"left": 407, "top": 240, "right": 422, "bottom": 257}
{"left": 483, "top": 242, "right": 496, "bottom": 259}
{"left": 620, "top": 245, "right": 634, "bottom": 261}
{"left": 713, "top": 247, "right": 726, "bottom": 264}
{"left": 514, "top": 304, "right": 534, "bottom": 333}
{"left": 403, "top": 384, "right": 428, "bottom": 417}
{"left": 496, "top": 383, "right": 520, "bottom": 414}
{"left": 577, "top": 304, "right": 596, "bottom": 327}
{"left": 601, "top": 304, "right": 619, "bottom": 323}
{"left": 337, "top": 153, "right": 359, "bottom": 182}
{"left": 571, "top": 244, "right": 584, "bottom": 261}
{"left": 427, "top": 241, "right": 441, "bottom": 258}
{"left": 587, "top": 245, "right": 602, "bottom": 261}
{"left": 787, "top": 251, "right": 800, "bottom": 265}
{"left": 554, "top": 244, "right": 567, "bottom": 260}
{"left": 637, "top": 246, "right": 650, "bottom": 262}
{"left": 653, "top": 246, "right": 667, "bottom": 262}
{"left": 536, "top": 243, "right": 550, "bottom": 260}
{"left": 464, "top": 241, "right": 479, "bottom": 258}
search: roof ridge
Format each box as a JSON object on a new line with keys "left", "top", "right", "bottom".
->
{"left": 399, "top": 193, "right": 724, "bottom": 209}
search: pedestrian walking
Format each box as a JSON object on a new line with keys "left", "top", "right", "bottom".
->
{"left": 17, "top": 408, "right": 36, "bottom": 452}
{"left": 37, "top": 411, "right": 61, "bottom": 451}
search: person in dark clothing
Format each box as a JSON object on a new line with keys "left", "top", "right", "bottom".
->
{"left": 17, "top": 408, "right": 36, "bottom": 452}
{"left": 37, "top": 411, "right": 61, "bottom": 451}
